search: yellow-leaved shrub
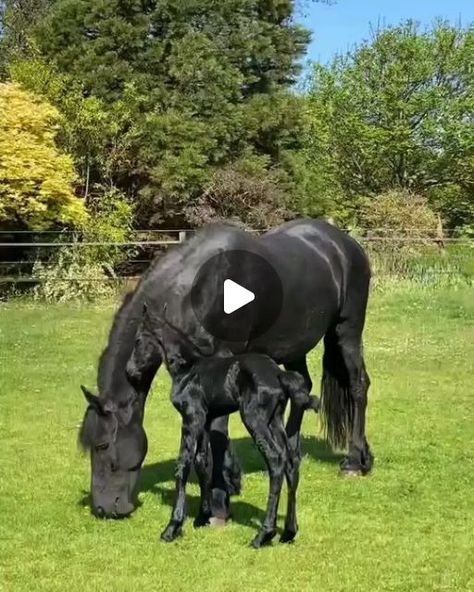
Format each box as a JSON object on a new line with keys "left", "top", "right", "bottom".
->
{"left": 0, "top": 82, "right": 86, "bottom": 229}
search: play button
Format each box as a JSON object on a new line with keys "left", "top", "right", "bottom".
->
{"left": 223, "top": 279, "right": 255, "bottom": 314}
{"left": 191, "top": 249, "right": 283, "bottom": 343}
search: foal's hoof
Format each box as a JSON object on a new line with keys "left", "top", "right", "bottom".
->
{"left": 251, "top": 529, "right": 276, "bottom": 548}
{"left": 280, "top": 529, "right": 297, "bottom": 544}
{"left": 209, "top": 516, "right": 228, "bottom": 528}
{"left": 160, "top": 523, "right": 183, "bottom": 542}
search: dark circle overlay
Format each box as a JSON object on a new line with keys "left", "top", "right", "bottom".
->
{"left": 191, "top": 249, "right": 283, "bottom": 343}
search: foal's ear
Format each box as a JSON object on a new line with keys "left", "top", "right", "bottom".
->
{"left": 80, "top": 385, "right": 103, "bottom": 414}
{"left": 224, "top": 360, "right": 241, "bottom": 394}
{"left": 142, "top": 301, "right": 165, "bottom": 335}
{"left": 117, "top": 398, "right": 135, "bottom": 426}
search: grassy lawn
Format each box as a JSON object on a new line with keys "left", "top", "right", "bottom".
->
{"left": 1, "top": 286, "right": 473, "bottom": 592}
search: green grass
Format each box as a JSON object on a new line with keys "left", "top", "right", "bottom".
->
{"left": 1, "top": 286, "right": 473, "bottom": 592}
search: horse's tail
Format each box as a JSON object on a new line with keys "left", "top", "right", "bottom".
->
{"left": 320, "top": 334, "right": 352, "bottom": 450}
{"left": 278, "top": 371, "right": 320, "bottom": 413}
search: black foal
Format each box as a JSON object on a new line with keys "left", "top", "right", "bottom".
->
{"left": 128, "top": 306, "right": 318, "bottom": 548}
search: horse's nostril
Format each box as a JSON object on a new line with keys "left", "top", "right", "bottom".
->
{"left": 95, "top": 506, "right": 106, "bottom": 518}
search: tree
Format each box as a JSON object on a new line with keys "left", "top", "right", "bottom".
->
{"left": 0, "top": 0, "right": 52, "bottom": 72}
{"left": 0, "top": 82, "right": 86, "bottom": 229}
{"left": 305, "top": 21, "right": 474, "bottom": 229}
{"left": 30, "top": 0, "right": 311, "bottom": 227}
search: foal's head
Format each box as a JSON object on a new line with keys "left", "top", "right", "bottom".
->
{"left": 129, "top": 303, "right": 206, "bottom": 380}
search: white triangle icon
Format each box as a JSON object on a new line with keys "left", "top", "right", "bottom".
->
{"left": 223, "top": 279, "right": 255, "bottom": 315}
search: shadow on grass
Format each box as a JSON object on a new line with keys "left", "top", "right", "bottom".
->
{"left": 79, "top": 436, "right": 342, "bottom": 530}
{"left": 137, "top": 435, "right": 342, "bottom": 530}
{"left": 140, "top": 435, "right": 341, "bottom": 486}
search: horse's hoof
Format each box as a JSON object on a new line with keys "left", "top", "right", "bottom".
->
{"left": 194, "top": 514, "right": 211, "bottom": 528}
{"left": 251, "top": 529, "right": 276, "bottom": 548}
{"left": 340, "top": 468, "right": 363, "bottom": 478}
{"left": 280, "top": 529, "right": 297, "bottom": 544}
{"left": 209, "top": 516, "right": 228, "bottom": 528}
{"left": 308, "top": 394, "right": 321, "bottom": 412}
{"left": 160, "top": 524, "right": 182, "bottom": 542}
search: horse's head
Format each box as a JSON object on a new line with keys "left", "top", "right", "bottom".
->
{"left": 78, "top": 385, "right": 147, "bottom": 519}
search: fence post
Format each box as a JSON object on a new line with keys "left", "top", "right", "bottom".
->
{"left": 179, "top": 231, "right": 187, "bottom": 243}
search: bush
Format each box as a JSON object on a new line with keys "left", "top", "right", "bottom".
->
{"left": 82, "top": 186, "right": 135, "bottom": 268}
{"left": 352, "top": 190, "right": 471, "bottom": 286}
{"left": 357, "top": 190, "right": 439, "bottom": 244}
{"left": 31, "top": 187, "right": 133, "bottom": 302}
{"left": 184, "top": 163, "right": 292, "bottom": 229}
{"left": 32, "top": 248, "right": 115, "bottom": 302}
{"left": 0, "top": 82, "right": 86, "bottom": 230}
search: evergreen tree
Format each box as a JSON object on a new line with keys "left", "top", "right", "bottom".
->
{"left": 32, "top": 0, "right": 311, "bottom": 226}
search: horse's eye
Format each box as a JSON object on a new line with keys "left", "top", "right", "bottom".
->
{"left": 96, "top": 442, "right": 109, "bottom": 451}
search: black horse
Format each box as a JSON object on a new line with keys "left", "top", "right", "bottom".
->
{"left": 129, "top": 304, "right": 319, "bottom": 546}
{"left": 79, "top": 219, "right": 373, "bottom": 519}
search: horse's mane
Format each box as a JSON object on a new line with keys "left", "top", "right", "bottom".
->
{"left": 97, "top": 289, "right": 144, "bottom": 396}
{"left": 96, "top": 223, "right": 245, "bottom": 397}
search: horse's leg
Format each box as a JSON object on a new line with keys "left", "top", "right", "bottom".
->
{"left": 241, "top": 407, "right": 286, "bottom": 548}
{"left": 284, "top": 357, "right": 313, "bottom": 392}
{"left": 209, "top": 415, "right": 241, "bottom": 523}
{"left": 193, "top": 426, "right": 213, "bottom": 528}
{"left": 322, "top": 324, "right": 373, "bottom": 476}
{"left": 279, "top": 400, "right": 304, "bottom": 543}
{"left": 161, "top": 411, "right": 206, "bottom": 542}
{"left": 338, "top": 328, "right": 373, "bottom": 475}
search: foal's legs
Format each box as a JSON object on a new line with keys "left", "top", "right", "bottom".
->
{"left": 279, "top": 401, "right": 305, "bottom": 543}
{"left": 193, "top": 427, "right": 213, "bottom": 527}
{"left": 161, "top": 410, "right": 206, "bottom": 542}
{"left": 240, "top": 404, "right": 286, "bottom": 548}
{"left": 284, "top": 357, "right": 313, "bottom": 392}
{"left": 209, "top": 415, "right": 241, "bottom": 522}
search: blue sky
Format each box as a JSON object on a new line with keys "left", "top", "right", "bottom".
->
{"left": 300, "top": 0, "right": 474, "bottom": 64}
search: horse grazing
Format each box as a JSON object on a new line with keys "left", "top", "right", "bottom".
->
{"left": 78, "top": 219, "right": 373, "bottom": 520}
{"left": 128, "top": 304, "right": 319, "bottom": 546}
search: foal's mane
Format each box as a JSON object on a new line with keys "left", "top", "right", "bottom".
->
{"left": 145, "top": 305, "right": 211, "bottom": 359}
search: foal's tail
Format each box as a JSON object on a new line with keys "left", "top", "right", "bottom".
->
{"left": 278, "top": 371, "right": 319, "bottom": 413}
{"left": 320, "top": 335, "right": 353, "bottom": 450}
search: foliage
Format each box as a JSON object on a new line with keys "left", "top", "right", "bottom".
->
{"left": 82, "top": 186, "right": 134, "bottom": 268}
{"left": 0, "top": 82, "right": 86, "bottom": 229}
{"left": 27, "top": 0, "right": 311, "bottom": 227}
{"left": 0, "top": 0, "right": 52, "bottom": 72}
{"left": 32, "top": 248, "right": 115, "bottom": 302}
{"left": 2, "top": 7, "right": 474, "bottom": 239}
{"left": 184, "top": 162, "right": 292, "bottom": 229}
{"left": 357, "top": 190, "right": 439, "bottom": 244}
{"left": 9, "top": 59, "right": 128, "bottom": 193}
{"left": 30, "top": 186, "right": 133, "bottom": 301}
{"left": 305, "top": 21, "right": 474, "bottom": 229}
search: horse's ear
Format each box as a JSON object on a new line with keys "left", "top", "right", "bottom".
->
{"left": 80, "top": 385, "right": 103, "bottom": 414}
